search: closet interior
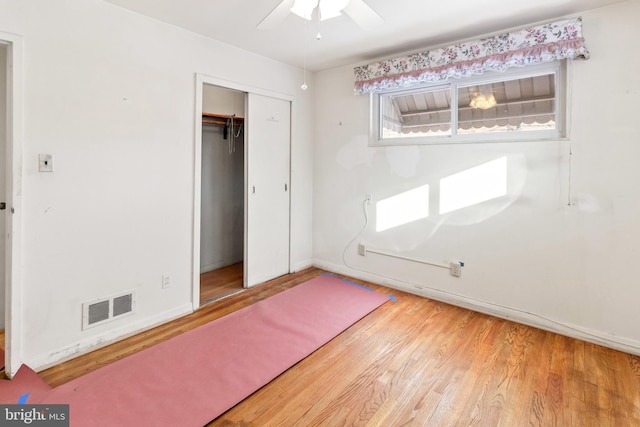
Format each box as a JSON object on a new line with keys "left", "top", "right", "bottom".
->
{"left": 200, "top": 85, "right": 246, "bottom": 305}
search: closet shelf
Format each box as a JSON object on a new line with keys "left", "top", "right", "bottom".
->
{"left": 202, "top": 112, "right": 244, "bottom": 127}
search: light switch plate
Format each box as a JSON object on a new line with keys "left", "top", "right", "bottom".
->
{"left": 39, "top": 154, "right": 53, "bottom": 172}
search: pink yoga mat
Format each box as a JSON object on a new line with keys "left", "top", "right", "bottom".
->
{"left": 41, "top": 275, "right": 390, "bottom": 426}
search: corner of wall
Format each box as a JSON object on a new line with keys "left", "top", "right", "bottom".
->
{"left": 312, "top": 258, "right": 640, "bottom": 358}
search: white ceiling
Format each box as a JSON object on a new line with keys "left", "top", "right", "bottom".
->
{"left": 105, "top": 0, "right": 625, "bottom": 71}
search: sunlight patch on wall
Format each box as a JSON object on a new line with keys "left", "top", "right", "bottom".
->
{"left": 376, "top": 184, "right": 429, "bottom": 232}
{"left": 439, "top": 157, "right": 508, "bottom": 214}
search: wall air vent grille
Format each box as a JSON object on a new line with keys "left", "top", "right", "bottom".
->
{"left": 82, "top": 291, "right": 136, "bottom": 330}
{"left": 113, "top": 294, "right": 133, "bottom": 317}
{"left": 87, "top": 300, "right": 110, "bottom": 325}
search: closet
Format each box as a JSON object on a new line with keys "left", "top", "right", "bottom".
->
{"left": 196, "top": 79, "right": 292, "bottom": 306}
{"left": 200, "top": 85, "right": 246, "bottom": 304}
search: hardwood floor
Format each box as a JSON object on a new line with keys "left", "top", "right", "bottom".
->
{"left": 38, "top": 268, "right": 640, "bottom": 426}
{"left": 200, "top": 263, "right": 244, "bottom": 306}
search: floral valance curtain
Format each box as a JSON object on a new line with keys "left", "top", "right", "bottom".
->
{"left": 354, "top": 17, "right": 589, "bottom": 95}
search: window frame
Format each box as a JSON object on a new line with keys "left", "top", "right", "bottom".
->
{"left": 369, "top": 61, "right": 567, "bottom": 146}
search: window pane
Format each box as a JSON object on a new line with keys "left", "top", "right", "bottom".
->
{"left": 457, "top": 73, "right": 556, "bottom": 135}
{"left": 381, "top": 87, "right": 451, "bottom": 138}
{"left": 371, "top": 63, "right": 564, "bottom": 146}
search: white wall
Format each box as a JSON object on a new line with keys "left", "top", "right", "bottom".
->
{"left": 313, "top": 0, "right": 640, "bottom": 354}
{"left": 0, "top": 0, "right": 313, "bottom": 370}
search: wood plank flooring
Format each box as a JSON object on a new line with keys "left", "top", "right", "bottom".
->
{"left": 200, "top": 263, "right": 243, "bottom": 305}
{"left": 36, "top": 267, "right": 640, "bottom": 425}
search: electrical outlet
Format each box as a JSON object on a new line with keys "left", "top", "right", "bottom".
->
{"left": 450, "top": 262, "right": 462, "bottom": 277}
{"left": 358, "top": 243, "right": 367, "bottom": 256}
{"left": 162, "top": 275, "right": 171, "bottom": 289}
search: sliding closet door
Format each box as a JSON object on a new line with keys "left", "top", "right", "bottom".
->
{"left": 245, "top": 93, "right": 291, "bottom": 287}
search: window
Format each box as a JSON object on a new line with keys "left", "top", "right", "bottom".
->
{"left": 371, "top": 62, "right": 566, "bottom": 145}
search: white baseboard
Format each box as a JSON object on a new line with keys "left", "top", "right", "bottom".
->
{"left": 292, "top": 258, "right": 313, "bottom": 272}
{"left": 28, "top": 303, "right": 194, "bottom": 372}
{"left": 200, "top": 258, "right": 242, "bottom": 274}
{"left": 313, "top": 259, "right": 640, "bottom": 357}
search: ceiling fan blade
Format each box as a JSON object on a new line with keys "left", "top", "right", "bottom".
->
{"left": 257, "top": 0, "right": 296, "bottom": 30}
{"left": 342, "top": 0, "right": 383, "bottom": 30}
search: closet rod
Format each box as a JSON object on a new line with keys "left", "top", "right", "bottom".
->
{"left": 203, "top": 119, "right": 243, "bottom": 127}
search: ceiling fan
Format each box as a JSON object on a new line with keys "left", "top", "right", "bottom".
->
{"left": 257, "top": 0, "right": 383, "bottom": 30}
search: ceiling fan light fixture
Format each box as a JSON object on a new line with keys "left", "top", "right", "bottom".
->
{"left": 320, "top": 0, "right": 351, "bottom": 20}
{"left": 291, "top": 0, "right": 318, "bottom": 20}
{"left": 291, "top": 0, "right": 351, "bottom": 21}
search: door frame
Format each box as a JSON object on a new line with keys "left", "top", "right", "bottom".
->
{"left": 192, "top": 74, "right": 293, "bottom": 311}
{"left": 1, "top": 32, "right": 24, "bottom": 378}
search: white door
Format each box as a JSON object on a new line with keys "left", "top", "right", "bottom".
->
{"left": 245, "top": 93, "right": 291, "bottom": 287}
{"left": 0, "top": 44, "right": 7, "bottom": 330}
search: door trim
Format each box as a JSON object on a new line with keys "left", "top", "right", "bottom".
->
{"left": 1, "top": 32, "right": 24, "bottom": 378}
{"left": 192, "top": 74, "right": 293, "bottom": 311}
